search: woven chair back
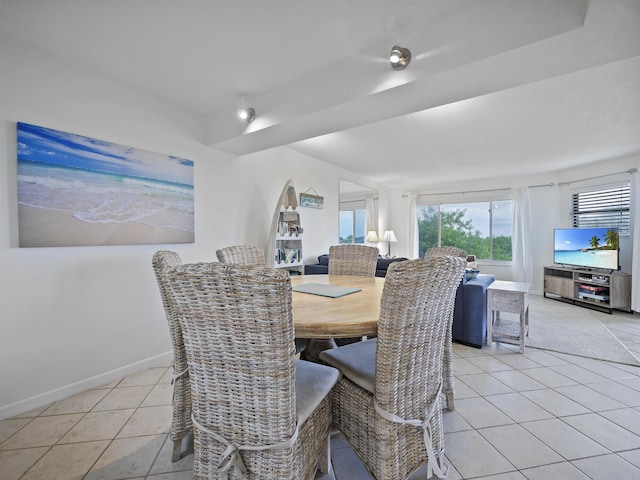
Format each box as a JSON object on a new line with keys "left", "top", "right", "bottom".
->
{"left": 375, "top": 256, "right": 466, "bottom": 418}
{"left": 328, "top": 244, "right": 379, "bottom": 277}
{"left": 425, "top": 245, "right": 467, "bottom": 258}
{"left": 151, "top": 250, "right": 192, "bottom": 445}
{"left": 165, "top": 262, "right": 298, "bottom": 476}
{"left": 216, "top": 245, "right": 266, "bottom": 265}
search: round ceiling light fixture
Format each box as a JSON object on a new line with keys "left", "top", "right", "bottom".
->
{"left": 389, "top": 45, "right": 411, "bottom": 70}
{"left": 238, "top": 107, "right": 255, "bottom": 123}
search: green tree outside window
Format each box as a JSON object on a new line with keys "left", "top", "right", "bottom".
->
{"left": 417, "top": 201, "right": 512, "bottom": 260}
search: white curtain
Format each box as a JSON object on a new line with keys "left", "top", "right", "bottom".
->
{"left": 365, "top": 197, "right": 378, "bottom": 235}
{"left": 632, "top": 172, "right": 640, "bottom": 311}
{"left": 408, "top": 194, "right": 418, "bottom": 259}
{"left": 512, "top": 187, "right": 533, "bottom": 283}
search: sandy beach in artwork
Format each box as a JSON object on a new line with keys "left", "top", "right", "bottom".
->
{"left": 592, "top": 249, "right": 617, "bottom": 258}
{"left": 19, "top": 205, "right": 194, "bottom": 248}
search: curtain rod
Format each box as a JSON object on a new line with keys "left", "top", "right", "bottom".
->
{"left": 557, "top": 168, "right": 637, "bottom": 186}
{"left": 402, "top": 182, "right": 554, "bottom": 198}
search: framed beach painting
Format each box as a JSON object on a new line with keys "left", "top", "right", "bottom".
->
{"left": 16, "top": 122, "right": 195, "bottom": 247}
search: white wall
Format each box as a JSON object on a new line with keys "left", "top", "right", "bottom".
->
{"left": 0, "top": 39, "right": 384, "bottom": 418}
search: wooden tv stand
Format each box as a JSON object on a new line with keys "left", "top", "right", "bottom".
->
{"left": 543, "top": 265, "right": 632, "bottom": 314}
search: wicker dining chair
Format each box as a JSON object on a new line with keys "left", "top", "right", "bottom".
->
{"left": 321, "top": 244, "right": 379, "bottom": 350}
{"left": 217, "top": 244, "right": 308, "bottom": 354}
{"left": 319, "top": 256, "right": 466, "bottom": 479}
{"left": 165, "top": 262, "right": 340, "bottom": 480}
{"left": 151, "top": 250, "right": 192, "bottom": 462}
{"left": 328, "top": 244, "right": 379, "bottom": 277}
{"left": 425, "top": 246, "right": 467, "bottom": 259}
{"left": 425, "top": 246, "right": 468, "bottom": 412}
{"left": 216, "top": 245, "right": 266, "bottom": 265}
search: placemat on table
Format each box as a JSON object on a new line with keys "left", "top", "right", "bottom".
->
{"left": 292, "top": 283, "right": 362, "bottom": 298}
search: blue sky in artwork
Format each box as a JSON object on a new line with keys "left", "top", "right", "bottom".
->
{"left": 554, "top": 227, "right": 617, "bottom": 251}
{"left": 17, "top": 122, "right": 193, "bottom": 186}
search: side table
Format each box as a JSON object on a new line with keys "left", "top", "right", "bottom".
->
{"left": 486, "top": 280, "right": 531, "bottom": 353}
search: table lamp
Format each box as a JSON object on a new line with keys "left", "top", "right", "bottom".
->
{"left": 365, "top": 231, "right": 380, "bottom": 244}
{"left": 382, "top": 230, "right": 397, "bottom": 257}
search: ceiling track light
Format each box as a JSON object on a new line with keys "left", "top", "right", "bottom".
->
{"left": 389, "top": 45, "right": 411, "bottom": 70}
{"left": 238, "top": 107, "right": 255, "bottom": 123}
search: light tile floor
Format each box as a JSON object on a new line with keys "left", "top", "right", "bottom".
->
{"left": 2, "top": 298, "right": 640, "bottom": 480}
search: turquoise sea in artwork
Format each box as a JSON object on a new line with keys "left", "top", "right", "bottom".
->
{"left": 18, "top": 160, "right": 194, "bottom": 232}
{"left": 553, "top": 249, "right": 617, "bottom": 270}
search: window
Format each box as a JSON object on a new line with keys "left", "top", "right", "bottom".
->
{"left": 571, "top": 182, "right": 630, "bottom": 237}
{"left": 417, "top": 199, "right": 512, "bottom": 260}
{"left": 339, "top": 201, "right": 366, "bottom": 244}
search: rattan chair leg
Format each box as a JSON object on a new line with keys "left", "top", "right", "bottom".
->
{"left": 318, "top": 432, "right": 331, "bottom": 474}
{"left": 171, "top": 439, "right": 182, "bottom": 462}
{"left": 445, "top": 392, "right": 455, "bottom": 411}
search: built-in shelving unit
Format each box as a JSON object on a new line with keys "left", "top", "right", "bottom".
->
{"left": 268, "top": 179, "right": 304, "bottom": 275}
{"left": 275, "top": 209, "right": 303, "bottom": 273}
{"left": 544, "top": 265, "right": 632, "bottom": 313}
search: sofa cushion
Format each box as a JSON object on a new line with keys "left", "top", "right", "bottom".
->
{"left": 305, "top": 253, "right": 408, "bottom": 277}
{"left": 376, "top": 257, "right": 407, "bottom": 271}
{"left": 304, "top": 264, "right": 329, "bottom": 275}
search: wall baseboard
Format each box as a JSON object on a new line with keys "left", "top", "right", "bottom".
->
{"left": 0, "top": 351, "right": 173, "bottom": 420}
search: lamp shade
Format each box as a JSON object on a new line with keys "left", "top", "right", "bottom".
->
{"left": 382, "top": 230, "right": 397, "bottom": 242}
{"left": 366, "top": 231, "right": 380, "bottom": 243}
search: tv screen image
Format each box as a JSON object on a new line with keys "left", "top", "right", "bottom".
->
{"left": 554, "top": 227, "right": 619, "bottom": 271}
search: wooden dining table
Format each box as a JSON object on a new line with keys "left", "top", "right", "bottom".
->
{"left": 291, "top": 274, "right": 385, "bottom": 339}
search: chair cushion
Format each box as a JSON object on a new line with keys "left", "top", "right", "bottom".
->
{"left": 319, "top": 339, "right": 377, "bottom": 394}
{"left": 295, "top": 359, "right": 340, "bottom": 426}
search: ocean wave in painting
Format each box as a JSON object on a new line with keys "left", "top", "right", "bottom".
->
{"left": 18, "top": 161, "right": 194, "bottom": 232}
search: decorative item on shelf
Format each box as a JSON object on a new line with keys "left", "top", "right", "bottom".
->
{"left": 465, "top": 269, "right": 479, "bottom": 281}
{"left": 365, "top": 231, "right": 380, "bottom": 244}
{"left": 578, "top": 284, "right": 609, "bottom": 302}
{"left": 282, "top": 210, "right": 299, "bottom": 222}
{"left": 300, "top": 187, "right": 324, "bottom": 208}
{"left": 275, "top": 247, "right": 302, "bottom": 265}
{"left": 465, "top": 254, "right": 479, "bottom": 280}
{"left": 382, "top": 230, "right": 397, "bottom": 257}
{"left": 277, "top": 221, "right": 302, "bottom": 237}
{"left": 283, "top": 185, "right": 298, "bottom": 210}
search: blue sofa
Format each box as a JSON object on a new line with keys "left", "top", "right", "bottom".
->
{"left": 453, "top": 274, "right": 495, "bottom": 348}
{"left": 304, "top": 254, "right": 409, "bottom": 277}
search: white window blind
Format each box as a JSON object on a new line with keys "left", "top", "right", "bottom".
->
{"left": 571, "top": 182, "right": 630, "bottom": 236}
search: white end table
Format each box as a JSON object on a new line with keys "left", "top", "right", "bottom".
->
{"left": 486, "top": 280, "right": 531, "bottom": 353}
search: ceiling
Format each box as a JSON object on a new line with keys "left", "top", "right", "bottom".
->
{"left": 2, "top": 0, "right": 640, "bottom": 192}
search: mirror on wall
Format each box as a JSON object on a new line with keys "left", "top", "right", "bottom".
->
{"left": 338, "top": 180, "right": 378, "bottom": 244}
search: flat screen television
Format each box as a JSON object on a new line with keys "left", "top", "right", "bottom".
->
{"left": 554, "top": 227, "right": 619, "bottom": 271}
